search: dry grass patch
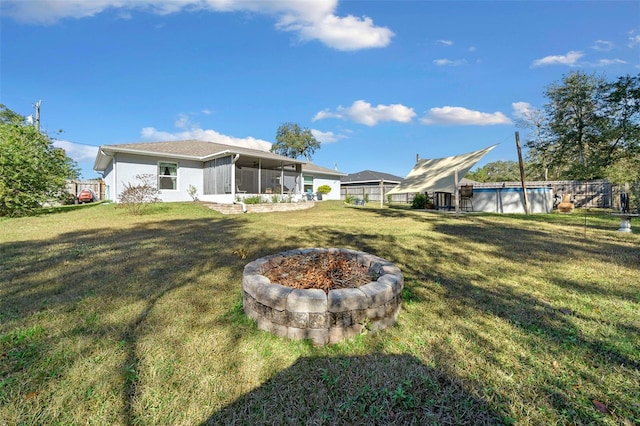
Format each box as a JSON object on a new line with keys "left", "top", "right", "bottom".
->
{"left": 1, "top": 201, "right": 638, "bottom": 425}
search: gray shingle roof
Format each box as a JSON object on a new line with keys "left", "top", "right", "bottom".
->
{"left": 99, "top": 140, "right": 300, "bottom": 162}
{"left": 341, "top": 170, "right": 404, "bottom": 184}
{"left": 94, "top": 140, "right": 345, "bottom": 175}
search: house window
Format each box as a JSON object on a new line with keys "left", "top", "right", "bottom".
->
{"left": 303, "top": 175, "right": 313, "bottom": 193}
{"left": 158, "top": 162, "right": 178, "bottom": 190}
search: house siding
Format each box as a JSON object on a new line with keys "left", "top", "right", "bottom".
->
{"left": 312, "top": 174, "right": 342, "bottom": 200}
{"left": 104, "top": 153, "right": 203, "bottom": 202}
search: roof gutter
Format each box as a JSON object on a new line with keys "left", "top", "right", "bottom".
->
{"left": 93, "top": 148, "right": 113, "bottom": 172}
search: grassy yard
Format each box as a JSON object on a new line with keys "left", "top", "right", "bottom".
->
{"left": 1, "top": 201, "right": 638, "bottom": 425}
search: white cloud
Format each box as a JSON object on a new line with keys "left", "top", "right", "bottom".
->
{"left": 279, "top": 13, "right": 393, "bottom": 51}
{"left": 433, "top": 58, "right": 466, "bottom": 66}
{"left": 420, "top": 106, "right": 512, "bottom": 126}
{"left": 174, "top": 113, "right": 191, "bottom": 129}
{"left": 531, "top": 50, "right": 584, "bottom": 67}
{"left": 436, "top": 39, "right": 453, "bottom": 46}
{"left": 313, "top": 100, "right": 415, "bottom": 126}
{"left": 511, "top": 102, "right": 535, "bottom": 119}
{"left": 312, "top": 110, "right": 339, "bottom": 122}
{"left": 592, "top": 40, "right": 614, "bottom": 51}
{"left": 141, "top": 126, "right": 273, "bottom": 151}
{"left": 2, "top": 0, "right": 393, "bottom": 51}
{"left": 141, "top": 113, "right": 272, "bottom": 151}
{"left": 591, "top": 58, "right": 627, "bottom": 66}
{"left": 53, "top": 140, "right": 100, "bottom": 161}
{"left": 628, "top": 33, "right": 640, "bottom": 48}
{"left": 310, "top": 129, "right": 345, "bottom": 144}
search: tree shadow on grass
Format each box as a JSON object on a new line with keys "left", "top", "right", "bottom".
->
{"left": 318, "top": 208, "right": 640, "bottom": 423}
{"left": 431, "top": 219, "right": 639, "bottom": 292}
{"left": 0, "top": 215, "right": 295, "bottom": 424}
{"left": 409, "top": 220, "right": 639, "bottom": 422}
{"left": 202, "top": 353, "right": 503, "bottom": 425}
{"left": 3, "top": 211, "right": 433, "bottom": 424}
{"left": 3, "top": 206, "right": 638, "bottom": 424}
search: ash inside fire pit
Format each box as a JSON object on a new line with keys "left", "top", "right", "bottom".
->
{"left": 242, "top": 248, "right": 403, "bottom": 345}
{"left": 264, "top": 251, "right": 377, "bottom": 293}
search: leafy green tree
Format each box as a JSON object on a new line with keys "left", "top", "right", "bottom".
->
{"left": 0, "top": 105, "right": 79, "bottom": 216}
{"left": 466, "top": 161, "right": 522, "bottom": 182}
{"left": 271, "top": 122, "right": 320, "bottom": 161}
{"left": 598, "top": 75, "right": 640, "bottom": 166}
{"left": 522, "top": 72, "right": 640, "bottom": 182}
{"left": 599, "top": 76, "right": 640, "bottom": 210}
{"left": 542, "top": 71, "right": 607, "bottom": 180}
{"left": 0, "top": 103, "right": 25, "bottom": 125}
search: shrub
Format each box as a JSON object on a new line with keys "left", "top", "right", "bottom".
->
{"left": 411, "top": 193, "right": 428, "bottom": 209}
{"left": 58, "top": 191, "right": 77, "bottom": 206}
{"left": 242, "top": 196, "right": 263, "bottom": 204}
{"left": 345, "top": 194, "right": 356, "bottom": 204}
{"left": 118, "top": 174, "right": 159, "bottom": 215}
{"left": 187, "top": 184, "right": 198, "bottom": 201}
{"left": 317, "top": 185, "right": 331, "bottom": 195}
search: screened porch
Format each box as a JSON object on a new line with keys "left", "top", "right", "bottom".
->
{"left": 203, "top": 154, "right": 304, "bottom": 197}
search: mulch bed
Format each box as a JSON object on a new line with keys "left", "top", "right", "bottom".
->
{"left": 264, "top": 252, "right": 377, "bottom": 294}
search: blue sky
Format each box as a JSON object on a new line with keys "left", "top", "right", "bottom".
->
{"left": 2, "top": 1, "right": 639, "bottom": 179}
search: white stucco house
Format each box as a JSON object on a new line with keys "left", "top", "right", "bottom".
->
{"left": 93, "top": 140, "right": 345, "bottom": 203}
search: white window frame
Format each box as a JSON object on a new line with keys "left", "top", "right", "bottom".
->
{"left": 158, "top": 161, "right": 178, "bottom": 191}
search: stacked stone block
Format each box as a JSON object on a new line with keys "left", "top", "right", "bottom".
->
{"left": 206, "top": 202, "right": 315, "bottom": 215}
{"left": 242, "top": 248, "right": 403, "bottom": 345}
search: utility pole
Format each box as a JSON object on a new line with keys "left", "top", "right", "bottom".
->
{"left": 454, "top": 169, "right": 460, "bottom": 217}
{"left": 515, "top": 131, "right": 530, "bottom": 215}
{"left": 34, "top": 100, "right": 42, "bottom": 132}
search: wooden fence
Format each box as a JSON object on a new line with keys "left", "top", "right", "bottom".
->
{"left": 341, "top": 185, "right": 417, "bottom": 204}
{"left": 65, "top": 180, "right": 105, "bottom": 201}
{"left": 551, "top": 180, "right": 613, "bottom": 208}
{"left": 341, "top": 179, "right": 615, "bottom": 209}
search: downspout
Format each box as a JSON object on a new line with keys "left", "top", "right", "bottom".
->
{"left": 258, "top": 158, "right": 262, "bottom": 194}
{"left": 113, "top": 153, "right": 118, "bottom": 203}
{"left": 231, "top": 154, "right": 240, "bottom": 198}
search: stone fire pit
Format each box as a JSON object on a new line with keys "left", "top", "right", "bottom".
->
{"left": 242, "top": 248, "right": 403, "bottom": 345}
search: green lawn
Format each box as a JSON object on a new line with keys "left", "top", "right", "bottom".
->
{"left": 1, "top": 201, "right": 638, "bottom": 425}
